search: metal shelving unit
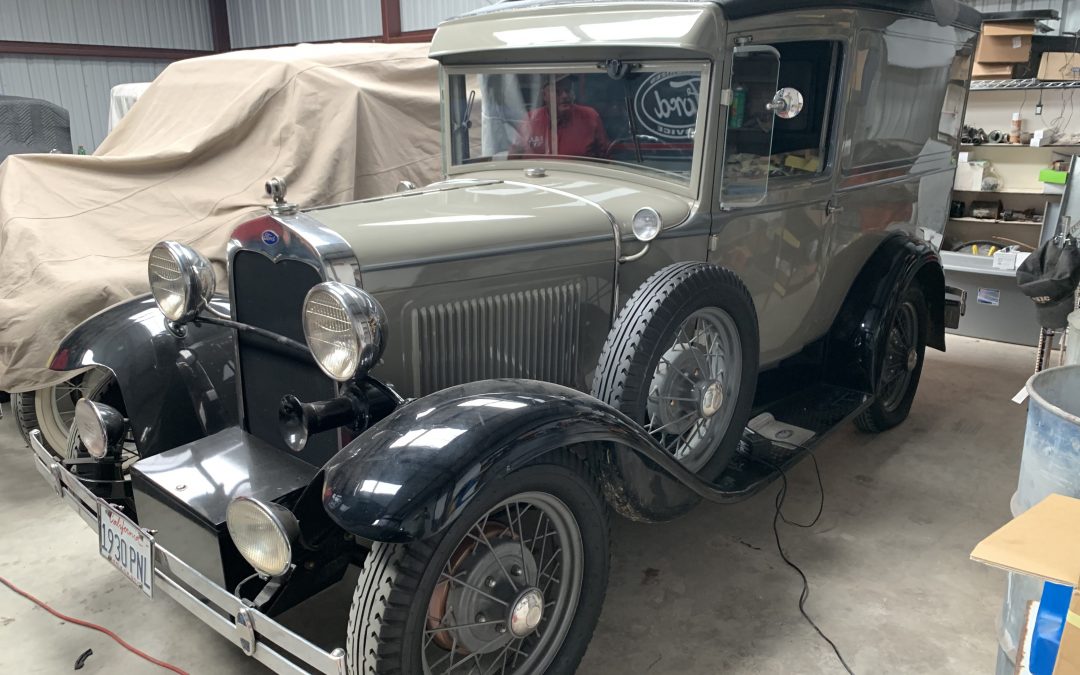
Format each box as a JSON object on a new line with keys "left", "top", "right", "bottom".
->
{"left": 960, "top": 144, "right": 1080, "bottom": 150}
{"left": 947, "top": 216, "right": 1043, "bottom": 225}
{"left": 953, "top": 187, "right": 1062, "bottom": 196}
{"left": 971, "top": 79, "right": 1080, "bottom": 91}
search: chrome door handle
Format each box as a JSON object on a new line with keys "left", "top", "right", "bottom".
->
{"left": 826, "top": 201, "right": 843, "bottom": 217}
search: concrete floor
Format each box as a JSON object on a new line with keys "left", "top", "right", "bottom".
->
{"left": 0, "top": 335, "right": 1033, "bottom": 674}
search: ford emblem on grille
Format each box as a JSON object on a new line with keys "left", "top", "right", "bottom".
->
{"left": 261, "top": 230, "right": 279, "bottom": 245}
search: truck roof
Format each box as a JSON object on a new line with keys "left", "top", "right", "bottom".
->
{"left": 461, "top": 0, "right": 982, "bottom": 31}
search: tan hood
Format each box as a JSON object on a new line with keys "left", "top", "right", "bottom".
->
{"left": 306, "top": 180, "right": 619, "bottom": 290}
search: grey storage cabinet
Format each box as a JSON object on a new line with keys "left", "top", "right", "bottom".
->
{"left": 943, "top": 251, "right": 1041, "bottom": 346}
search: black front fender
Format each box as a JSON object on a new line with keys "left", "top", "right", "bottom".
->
{"left": 321, "top": 379, "right": 738, "bottom": 543}
{"left": 50, "top": 294, "right": 237, "bottom": 456}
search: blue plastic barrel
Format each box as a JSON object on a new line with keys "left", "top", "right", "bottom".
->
{"left": 997, "top": 365, "right": 1080, "bottom": 673}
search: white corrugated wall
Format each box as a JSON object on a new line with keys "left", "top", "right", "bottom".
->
{"left": 0, "top": 0, "right": 212, "bottom": 49}
{"left": 399, "top": 0, "right": 498, "bottom": 32}
{"left": 226, "top": 0, "right": 381, "bottom": 48}
{"left": 0, "top": 0, "right": 212, "bottom": 151}
{"left": 0, "top": 56, "right": 171, "bottom": 150}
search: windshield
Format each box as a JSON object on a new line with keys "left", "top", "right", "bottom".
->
{"left": 447, "top": 62, "right": 708, "bottom": 185}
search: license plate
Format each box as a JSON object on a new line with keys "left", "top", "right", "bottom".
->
{"left": 97, "top": 502, "right": 154, "bottom": 597}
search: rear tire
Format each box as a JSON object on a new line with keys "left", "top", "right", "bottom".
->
{"left": 854, "top": 286, "right": 928, "bottom": 433}
{"left": 346, "top": 453, "right": 609, "bottom": 674}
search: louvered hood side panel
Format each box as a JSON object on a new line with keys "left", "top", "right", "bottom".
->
{"left": 411, "top": 282, "right": 583, "bottom": 395}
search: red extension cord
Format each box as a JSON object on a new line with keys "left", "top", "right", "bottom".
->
{"left": 0, "top": 575, "right": 190, "bottom": 674}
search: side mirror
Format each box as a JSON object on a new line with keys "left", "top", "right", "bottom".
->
{"left": 767, "top": 88, "right": 805, "bottom": 119}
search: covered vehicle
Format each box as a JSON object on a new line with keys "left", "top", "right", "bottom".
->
{"left": 1, "top": 41, "right": 442, "bottom": 451}
{"left": 29, "top": 1, "right": 977, "bottom": 674}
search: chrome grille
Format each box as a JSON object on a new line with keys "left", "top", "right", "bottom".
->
{"left": 412, "top": 283, "right": 583, "bottom": 394}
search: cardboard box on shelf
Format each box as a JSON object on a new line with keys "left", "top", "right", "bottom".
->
{"left": 1038, "top": 52, "right": 1080, "bottom": 81}
{"left": 973, "top": 62, "right": 1016, "bottom": 79}
{"left": 971, "top": 494, "right": 1080, "bottom": 674}
{"left": 976, "top": 21, "right": 1035, "bottom": 65}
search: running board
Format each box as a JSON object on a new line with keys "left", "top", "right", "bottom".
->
{"left": 709, "top": 384, "right": 871, "bottom": 502}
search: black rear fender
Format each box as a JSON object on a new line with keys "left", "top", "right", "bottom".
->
{"left": 49, "top": 294, "right": 237, "bottom": 456}
{"left": 824, "top": 233, "right": 945, "bottom": 393}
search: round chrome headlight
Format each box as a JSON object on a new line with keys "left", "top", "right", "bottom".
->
{"left": 74, "top": 398, "right": 125, "bottom": 460}
{"left": 302, "top": 282, "right": 388, "bottom": 382}
{"left": 148, "top": 241, "right": 215, "bottom": 323}
{"left": 226, "top": 497, "right": 299, "bottom": 578}
{"left": 632, "top": 207, "right": 662, "bottom": 242}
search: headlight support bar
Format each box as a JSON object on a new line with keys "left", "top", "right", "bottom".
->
{"left": 193, "top": 313, "right": 311, "bottom": 358}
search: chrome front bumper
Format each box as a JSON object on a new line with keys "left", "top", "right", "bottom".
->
{"left": 28, "top": 429, "right": 347, "bottom": 675}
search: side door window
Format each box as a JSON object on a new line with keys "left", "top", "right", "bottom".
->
{"left": 720, "top": 41, "right": 845, "bottom": 208}
{"left": 768, "top": 41, "right": 843, "bottom": 181}
{"left": 719, "top": 45, "right": 781, "bottom": 208}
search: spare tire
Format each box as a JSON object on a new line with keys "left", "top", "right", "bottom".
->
{"left": 592, "top": 262, "right": 759, "bottom": 480}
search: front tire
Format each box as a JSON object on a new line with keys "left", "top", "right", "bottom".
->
{"left": 15, "top": 368, "right": 112, "bottom": 455}
{"left": 346, "top": 454, "right": 609, "bottom": 674}
{"left": 854, "top": 286, "right": 928, "bottom": 433}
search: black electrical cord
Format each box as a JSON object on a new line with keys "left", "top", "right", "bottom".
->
{"left": 741, "top": 446, "right": 856, "bottom": 675}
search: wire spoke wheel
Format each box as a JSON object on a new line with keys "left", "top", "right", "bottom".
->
{"left": 421, "top": 493, "right": 583, "bottom": 674}
{"left": 347, "top": 456, "right": 607, "bottom": 675}
{"left": 643, "top": 307, "right": 742, "bottom": 472}
{"left": 853, "top": 286, "right": 927, "bottom": 434}
{"left": 592, "top": 263, "right": 759, "bottom": 499}
{"left": 878, "top": 301, "right": 917, "bottom": 412}
{"left": 16, "top": 367, "right": 112, "bottom": 454}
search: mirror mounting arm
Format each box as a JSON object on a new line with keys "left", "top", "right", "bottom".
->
{"left": 619, "top": 243, "right": 651, "bottom": 264}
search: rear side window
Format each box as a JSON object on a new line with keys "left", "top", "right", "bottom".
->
{"left": 846, "top": 27, "right": 970, "bottom": 170}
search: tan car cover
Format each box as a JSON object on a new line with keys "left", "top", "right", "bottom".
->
{"left": 0, "top": 42, "right": 443, "bottom": 392}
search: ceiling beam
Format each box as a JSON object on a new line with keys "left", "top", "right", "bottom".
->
{"left": 0, "top": 40, "right": 211, "bottom": 60}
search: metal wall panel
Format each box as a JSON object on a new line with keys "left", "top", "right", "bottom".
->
{"left": 0, "top": 0, "right": 212, "bottom": 49}
{"left": 0, "top": 55, "right": 170, "bottom": 150}
{"left": 226, "top": 0, "right": 381, "bottom": 48}
{"left": 399, "top": 0, "right": 497, "bottom": 32}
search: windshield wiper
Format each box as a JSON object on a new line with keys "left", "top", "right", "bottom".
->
{"left": 454, "top": 89, "right": 476, "bottom": 134}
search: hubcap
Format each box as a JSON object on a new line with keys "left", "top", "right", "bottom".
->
{"left": 698, "top": 380, "right": 724, "bottom": 418}
{"left": 509, "top": 588, "right": 545, "bottom": 637}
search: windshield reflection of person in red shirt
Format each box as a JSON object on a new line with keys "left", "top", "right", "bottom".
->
{"left": 512, "top": 76, "right": 609, "bottom": 158}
